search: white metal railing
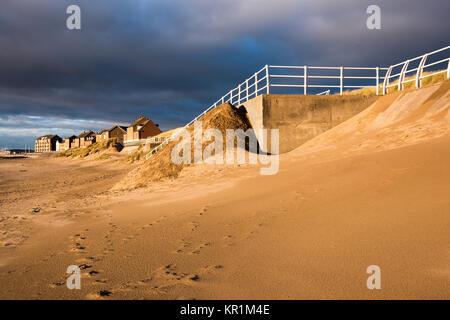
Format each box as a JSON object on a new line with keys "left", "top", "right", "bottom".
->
{"left": 146, "top": 45, "right": 450, "bottom": 159}
{"left": 268, "top": 65, "right": 389, "bottom": 96}
{"left": 382, "top": 45, "right": 450, "bottom": 94}
{"left": 145, "top": 65, "right": 387, "bottom": 159}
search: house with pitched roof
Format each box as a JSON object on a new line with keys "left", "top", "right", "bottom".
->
{"left": 35, "top": 135, "right": 62, "bottom": 153}
{"left": 97, "top": 125, "right": 128, "bottom": 143}
{"left": 77, "top": 131, "right": 96, "bottom": 148}
{"left": 124, "top": 116, "right": 162, "bottom": 145}
{"left": 60, "top": 135, "right": 77, "bottom": 151}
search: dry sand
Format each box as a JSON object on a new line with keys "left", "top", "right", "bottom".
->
{"left": 0, "top": 81, "right": 449, "bottom": 299}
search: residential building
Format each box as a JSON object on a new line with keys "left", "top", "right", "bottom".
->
{"left": 35, "top": 135, "right": 62, "bottom": 153}
{"left": 77, "top": 131, "right": 96, "bottom": 148}
{"left": 61, "top": 135, "right": 77, "bottom": 151}
{"left": 124, "top": 116, "right": 162, "bottom": 144}
{"left": 97, "top": 125, "right": 128, "bottom": 143}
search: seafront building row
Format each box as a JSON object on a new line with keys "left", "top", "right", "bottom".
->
{"left": 34, "top": 115, "right": 172, "bottom": 153}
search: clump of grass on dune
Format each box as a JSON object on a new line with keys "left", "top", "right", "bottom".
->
{"left": 125, "top": 145, "right": 151, "bottom": 163}
{"left": 96, "top": 153, "right": 110, "bottom": 160}
{"left": 115, "top": 102, "right": 252, "bottom": 190}
{"left": 56, "top": 138, "right": 121, "bottom": 159}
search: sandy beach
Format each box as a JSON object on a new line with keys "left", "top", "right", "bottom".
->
{"left": 0, "top": 82, "right": 449, "bottom": 300}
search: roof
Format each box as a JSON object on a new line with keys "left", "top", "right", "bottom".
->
{"left": 108, "top": 125, "right": 127, "bottom": 133}
{"left": 129, "top": 116, "right": 149, "bottom": 128}
{"left": 77, "top": 131, "right": 95, "bottom": 139}
{"left": 36, "top": 134, "right": 58, "bottom": 140}
{"left": 136, "top": 119, "right": 151, "bottom": 131}
{"left": 65, "top": 135, "right": 77, "bottom": 140}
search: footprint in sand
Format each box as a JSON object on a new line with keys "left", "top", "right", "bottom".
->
{"left": 189, "top": 242, "right": 212, "bottom": 255}
{"left": 48, "top": 281, "right": 65, "bottom": 289}
{"left": 189, "top": 221, "right": 199, "bottom": 232}
{"left": 173, "top": 239, "right": 191, "bottom": 254}
{"left": 198, "top": 206, "right": 209, "bottom": 216}
{"left": 86, "top": 290, "right": 112, "bottom": 299}
{"left": 116, "top": 263, "right": 224, "bottom": 295}
{"left": 94, "top": 279, "right": 108, "bottom": 284}
{"left": 69, "top": 232, "right": 88, "bottom": 253}
{"left": 222, "top": 234, "right": 236, "bottom": 247}
{"left": 138, "top": 215, "right": 167, "bottom": 232}
{"left": 122, "top": 235, "right": 134, "bottom": 242}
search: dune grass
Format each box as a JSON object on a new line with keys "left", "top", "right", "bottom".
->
{"left": 125, "top": 145, "right": 151, "bottom": 163}
{"left": 56, "top": 138, "right": 120, "bottom": 159}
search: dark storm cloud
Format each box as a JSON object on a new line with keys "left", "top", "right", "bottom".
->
{"left": 0, "top": 0, "right": 449, "bottom": 147}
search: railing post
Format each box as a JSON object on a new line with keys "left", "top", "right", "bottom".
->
{"left": 447, "top": 59, "right": 450, "bottom": 79}
{"left": 265, "top": 65, "right": 270, "bottom": 94}
{"left": 304, "top": 66, "right": 307, "bottom": 95}
{"left": 416, "top": 55, "right": 428, "bottom": 88}
{"left": 339, "top": 66, "right": 344, "bottom": 95}
{"left": 375, "top": 67, "right": 380, "bottom": 95}
{"left": 238, "top": 84, "right": 241, "bottom": 105}
{"left": 245, "top": 79, "right": 249, "bottom": 101}
{"left": 398, "top": 60, "right": 410, "bottom": 91}
{"left": 254, "top": 73, "right": 258, "bottom": 98}
{"left": 383, "top": 66, "right": 393, "bottom": 95}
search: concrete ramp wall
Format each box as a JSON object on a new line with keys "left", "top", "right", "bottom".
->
{"left": 241, "top": 94, "right": 378, "bottom": 153}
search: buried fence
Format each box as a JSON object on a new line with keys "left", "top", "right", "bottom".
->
{"left": 147, "top": 45, "right": 450, "bottom": 159}
{"left": 382, "top": 45, "right": 450, "bottom": 94}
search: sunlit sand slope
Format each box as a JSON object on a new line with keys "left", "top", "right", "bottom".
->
{"left": 0, "top": 81, "right": 448, "bottom": 299}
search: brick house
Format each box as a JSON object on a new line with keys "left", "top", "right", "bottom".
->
{"left": 77, "top": 131, "right": 96, "bottom": 148}
{"left": 61, "top": 135, "right": 77, "bottom": 151}
{"left": 97, "top": 125, "right": 128, "bottom": 143}
{"left": 96, "top": 130, "right": 108, "bottom": 142}
{"left": 35, "top": 135, "right": 62, "bottom": 153}
{"left": 124, "top": 116, "right": 162, "bottom": 144}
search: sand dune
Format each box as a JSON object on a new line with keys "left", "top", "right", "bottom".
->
{"left": 0, "top": 81, "right": 449, "bottom": 299}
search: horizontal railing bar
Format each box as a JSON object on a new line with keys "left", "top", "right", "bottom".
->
{"left": 270, "top": 75, "right": 386, "bottom": 80}
{"left": 307, "top": 85, "right": 341, "bottom": 88}
{"left": 307, "top": 66, "right": 341, "bottom": 70}
{"left": 344, "top": 67, "right": 382, "bottom": 70}
{"left": 341, "top": 76, "right": 382, "bottom": 79}
{"left": 343, "top": 85, "right": 379, "bottom": 88}
{"left": 270, "top": 74, "right": 305, "bottom": 78}
{"left": 308, "top": 75, "right": 339, "bottom": 79}
{"left": 388, "top": 46, "right": 450, "bottom": 68}
{"left": 423, "top": 58, "right": 450, "bottom": 68}
{"left": 420, "top": 70, "right": 446, "bottom": 79}
{"left": 269, "top": 65, "right": 390, "bottom": 71}
{"left": 425, "top": 45, "right": 450, "bottom": 56}
{"left": 269, "top": 65, "right": 305, "bottom": 69}
{"left": 270, "top": 84, "right": 305, "bottom": 88}
{"left": 256, "top": 77, "right": 267, "bottom": 84}
{"left": 403, "top": 67, "right": 419, "bottom": 74}
{"left": 256, "top": 85, "right": 267, "bottom": 92}
{"left": 388, "top": 72, "right": 402, "bottom": 78}
{"left": 386, "top": 83, "right": 399, "bottom": 88}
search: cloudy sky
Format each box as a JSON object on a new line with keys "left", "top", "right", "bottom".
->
{"left": 0, "top": 0, "right": 449, "bottom": 148}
